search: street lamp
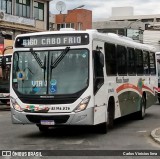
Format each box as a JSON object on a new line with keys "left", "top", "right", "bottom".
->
{"left": 124, "top": 19, "right": 145, "bottom": 42}
{"left": 125, "top": 19, "right": 141, "bottom": 36}
{"left": 72, "top": 5, "right": 85, "bottom": 10}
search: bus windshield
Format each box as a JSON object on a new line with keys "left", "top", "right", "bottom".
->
{"left": 12, "top": 49, "right": 89, "bottom": 95}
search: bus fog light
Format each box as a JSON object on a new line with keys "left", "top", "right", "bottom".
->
{"left": 74, "top": 96, "right": 90, "bottom": 112}
{"left": 11, "top": 97, "right": 23, "bottom": 112}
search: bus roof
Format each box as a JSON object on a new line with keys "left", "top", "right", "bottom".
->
{"left": 15, "top": 29, "right": 156, "bottom": 52}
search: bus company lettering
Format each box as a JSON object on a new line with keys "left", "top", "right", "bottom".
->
{"left": 22, "top": 36, "right": 81, "bottom": 46}
{"left": 116, "top": 77, "right": 129, "bottom": 83}
{"left": 41, "top": 37, "right": 81, "bottom": 45}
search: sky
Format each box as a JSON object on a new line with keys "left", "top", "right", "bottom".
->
{"left": 50, "top": 0, "right": 160, "bottom": 21}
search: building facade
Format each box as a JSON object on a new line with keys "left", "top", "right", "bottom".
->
{"left": 93, "top": 7, "right": 160, "bottom": 44}
{"left": 0, "top": 0, "right": 50, "bottom": 54}
{"left": 55, "top": 9, "right": 92, "bottom": 30}
{"left": 0, "top": 0, "right": 50, "bottom": 40}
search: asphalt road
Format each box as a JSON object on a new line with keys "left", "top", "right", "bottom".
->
{"left": 0, "top": 104, "right": 160, "bottom": 159}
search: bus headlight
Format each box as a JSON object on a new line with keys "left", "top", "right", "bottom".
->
{"left": 74, "top": 96, "right": 91, "bottom": 112}
{"left": 10, "top": 97, "right": 23, "bottom": 112}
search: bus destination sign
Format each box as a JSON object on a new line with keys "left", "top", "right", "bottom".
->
{"left": 15, "top": 33, "right": 89, "bottom": 48}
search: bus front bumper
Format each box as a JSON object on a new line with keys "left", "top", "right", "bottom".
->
{"left": 11, "top": 107, "right": 94, "bottom": 126}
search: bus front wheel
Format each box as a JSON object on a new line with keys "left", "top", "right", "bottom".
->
{"left": 98, "top": 99, "right": 115, "bottom": 134}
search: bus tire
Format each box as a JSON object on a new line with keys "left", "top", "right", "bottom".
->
{"left": 107, "top": 98, "right": 115, "bottom": 129}
{"left": 98, "top": 98, "right": 115, "bottom": 134}
{"left": 37, "top": 124, "right": 49, "bottom": 132}
{"left": 136, "top": 96, "right": 146, "bottom": 120}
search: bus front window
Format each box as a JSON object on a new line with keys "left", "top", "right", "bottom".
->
{"left": 12, "top": 49, "right": 89, "bottom": 96}
{"left": 49, "top": 49, "right": 89, "bottom": 94}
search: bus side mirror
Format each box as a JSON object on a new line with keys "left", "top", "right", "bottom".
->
{"left": 93, "top": 50, "right": 104, "bottom": 68}
{"left": 1, "top": 56, "right": 6, "bottom": 69}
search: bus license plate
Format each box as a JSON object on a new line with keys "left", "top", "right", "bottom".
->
{"left": 40, "top": 120, "right": 55, "bottom": 125}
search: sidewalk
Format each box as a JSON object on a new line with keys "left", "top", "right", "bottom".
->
{"left": 151, "top": 128, "right": 160, "bottom": 144}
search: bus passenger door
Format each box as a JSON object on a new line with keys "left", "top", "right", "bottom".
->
{"left": 93, "top": 41, "right": 107, "bottom": 125}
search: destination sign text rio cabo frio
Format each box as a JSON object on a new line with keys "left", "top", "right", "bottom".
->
{"left": 15, "top": 33, "right": 89, "bottom": 48}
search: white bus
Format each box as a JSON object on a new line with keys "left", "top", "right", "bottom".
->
{"left": 10, "top": 30, "right": 158, "bottom": 133}
{"left": 0, "top": 53, "right": 12, "bottom": 104}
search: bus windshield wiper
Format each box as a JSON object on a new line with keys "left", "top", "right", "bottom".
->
{"left": 51, "top": 47, "right": 70, "bottom": 69}
{"left": 50, "top": 47, "right": 70, "bottom": 79}
{"left": 43, "top": 55, "right": 46, "bottom": 81}
{"left": 30, "top": 48, "right": 45, "bottom": 69}
{"left": 30, "top": 48, "right": 46, "bottom": 81}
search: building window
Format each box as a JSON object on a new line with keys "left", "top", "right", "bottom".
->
{"left": 141, "top": 19, "right": 153, "bottom": 22}
{"left": 0, "top": 0, "right": 12, "bottom": 14}
{"left": 156, "top": 18, "right": 160, "bottom": 22}
{"left": 34, "top": 1, "right": 44, "bottom": 21}
{"left": 78, "top": 22, "right": 82, "bottom": 30}
{"left": 56, "top": 23, "right": 74, "bottom": 30}
{"left": 16, "top": 0, "right": 30, "bottom": 18}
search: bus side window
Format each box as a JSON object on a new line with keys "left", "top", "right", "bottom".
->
{"left": 117, "top": 45, "right": 127, "bottom": 75}
{"left": 150, "top": 52, "right": 156, "bottom": 75}
{"left": 105, "top": 43, "right": 117, "bottom": 75}
{"left": 143, "top": 50, "right": 150, "bottom": 75}
{"left": 135, "top": 49, "right": 143, "bottom": 75}
{"left": 127, "top": 47, "right": 136, "bottom": 75}
{"left": 93, "top": 50, "right": 104, "bottom": 94}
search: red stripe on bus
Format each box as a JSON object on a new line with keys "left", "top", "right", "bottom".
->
{"left": 116, "top": 84, "right": 155, "bottom": 95}
{"left": 142, "top": 85, "right": 154, "bottom": 94}
{"left": 116, "top": 83, "right": 142, "bottom": 95}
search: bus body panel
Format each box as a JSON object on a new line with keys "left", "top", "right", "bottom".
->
{"left": 11, "top": 107, "right": 94, "bottom": 125}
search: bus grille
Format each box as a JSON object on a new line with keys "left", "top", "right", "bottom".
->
{"left": 20, "top": 97, "right": 77, "bottom": 104}
{"left": 26, "top": 115, "right": 69, "bottom": 124}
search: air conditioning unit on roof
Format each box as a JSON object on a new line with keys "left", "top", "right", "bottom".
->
{"left": 0, "top": 10, "right": 5, "bottom": 20}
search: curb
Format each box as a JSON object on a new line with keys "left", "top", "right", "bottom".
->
{"left": 150, "top": 128, "right": 160, "bottom": 144}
